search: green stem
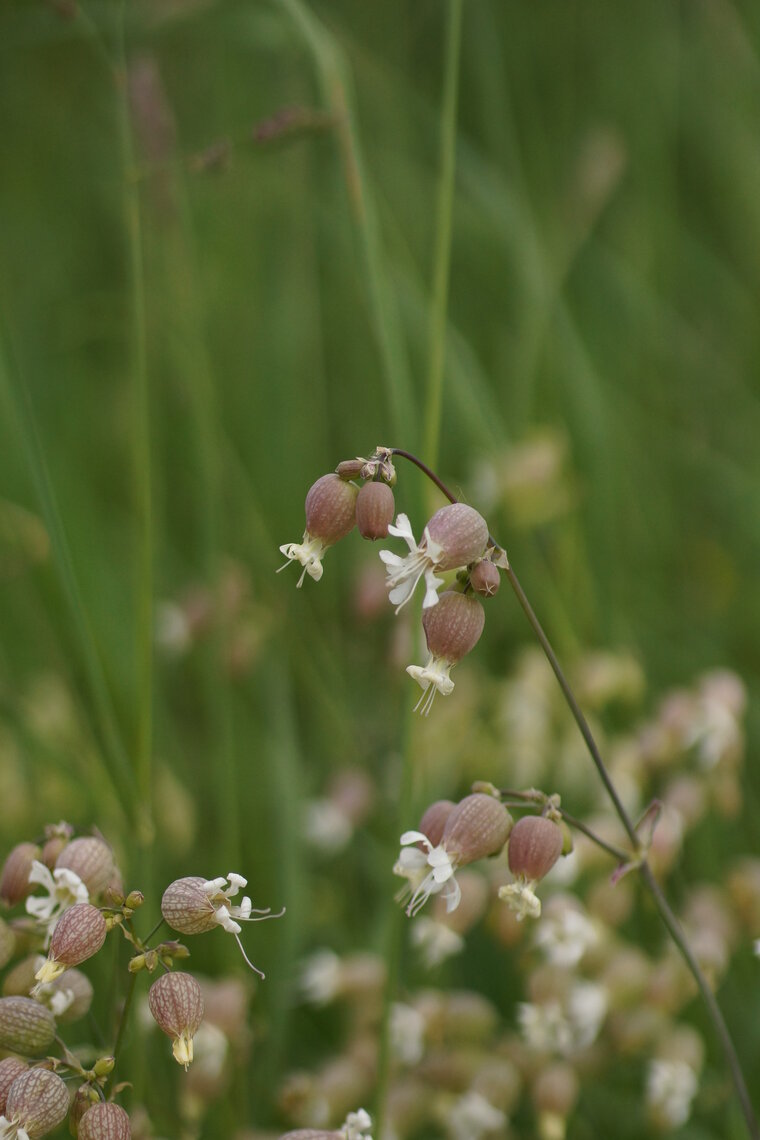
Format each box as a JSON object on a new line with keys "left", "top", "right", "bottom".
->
{"left": 275, "top": 0, "right": 414, "bottom": 442}
{"left": 389, "top": 446, "right": 759, "bottom": 1140}
{"left": 116, "top": 2, "right": 154, "bottom": 839}
{"left": 422, "top": 0, "right": 463, "bottom": 478}
{"left": 112, "top": 971, "right": 138, "bottom": 1069}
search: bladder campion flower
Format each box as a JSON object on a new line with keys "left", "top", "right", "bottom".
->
{"left": 499, "top": 815, "right": 563, "bottom": 920}
{"left": 379, "top": 503, "right": 488, "bottom": 613}
{"left": 0, "top": 997, "right": 56, "bottom": 1054}
{"left": 406, "top": 590, "right": 485, "bottom": 714}
{"left": 34, "top": 902, "right": 107, "bottom": 985}
{"left": 396, "top": 795, "right": 511, "bottom": 917}
{"left": 161, "top": 873, "right": 284, "bottom": 977}
{"left": 148, "top": 970, "right": 205, "bottom": 1069}
{"left": 0, "top": 1068, "right": 69, "bottom": 1140}
{"left": 77, "top": 1103, "right": 131, "bottom": 1140}
{"left": 279, "top": 474, "right": 358, "bottom": 587}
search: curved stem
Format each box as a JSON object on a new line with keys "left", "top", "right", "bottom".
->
{"left": 112, "top": 971, "right": 138, "bottom": 1069}
{"left": 388, "top": 446, "right": 759, "bottom": 1140}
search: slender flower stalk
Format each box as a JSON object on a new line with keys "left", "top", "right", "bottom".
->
{"left": 387, "top": 446, "right": 760, "bottom": 1140}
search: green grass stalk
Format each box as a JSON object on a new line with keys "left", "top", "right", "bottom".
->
{"left": 422, "top": 0, "right": 463, "bottom": 481}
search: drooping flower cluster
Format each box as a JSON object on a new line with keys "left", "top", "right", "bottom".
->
{"left": 278, "top": 447, "right": 505, "bottom": 712}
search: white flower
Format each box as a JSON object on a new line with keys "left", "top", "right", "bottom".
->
{"left": 566, "top": 981, "right": 607, "bottom": 1049}
{"left": 300, "top": 948, "right": 342, "bottom": 1006}
{"left": 393, "top": 831, "right": 461, "bottom": 917}
{"left": 517, "top": 982, "right": 607, "bottom": 1056}
{"left": 25, "top": 860, "right": 88, "bottom": 942}
{"left": 498, "top": 879, "right": 542, "bottom": 921}
{"left": 646, "top": 1059, "right": 698, "bottom": 1128}
{"left": 202, "top": 873, "right": 256, "bottom": 935}
{"left": 278, "top": 533, "right": 329, "bottom": 587}
{"left": 517, "top": 1000, "right": 573, "bottom": 1054}
{"left": 406, "top": 655, "right": 455, "bottom": 716}
{"left": 303, "top": 799, "right": 353, "bottom": 854}
{"left": 448, "top": 1090, "right": 506, "bottom": 1140}
{"left": 390, "top": 1002, "right": 426, "bottom": 1065}
{"left": 201, "top": 873, "right": 285, "bottom": 977}
{"left": 411, "top": 917, "right": 464, "bottom": 968}
{"left": 753, "top": 939, "right": 760, "bottom": 957}
{"left": 379, "top": 514, "right": 444, "bottom": 613}
{"left": 341, "top": 1108, "right": 373, "bottom": 1140}
{"left": 534, "top": 899, "right": 599, "bottom": 968}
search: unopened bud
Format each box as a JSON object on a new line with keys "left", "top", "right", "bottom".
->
{"left": 336, "top": 459, "right": 364, "bottom": 480}
{"left": 304, "top": 474, "right": 357, "bottom": 544}
{"left": 417, "top": 801, "right": 456, "bottom": 847}
{"left": 422, "top": 591, "right": 484, "bottom": 663}
{"left": 469, "top": 558, "right": 500, "bottom": 597}
{"left": 425, "top": 503, "right": 489, "bottom": 571}
{"left": 69, "top": 1085, "right": 100, "bottom": 1132}
{"left": 442, "top": 794, "right": 512, "bottom": 867}
{"left": 0, "top": 1058, "right": 27, "bottom": 1113}
{"left": 55, "top": 837, "right": 115, "bottom": 897}
{"left": 92, "top": 1056, "right": 115, "bottom": 1078}
{"left": 0, "top": 843, "right": 41, "bottom": 907}
{"left": 148, "top": 971, "right": 204, "bottom": 1069}
{"left": 41, "top": 822, "right": 74, "bottom": 870}
{"left": 356, "top": 482, "right": 395, "bottom": 541}
{"left": 36, "top": 902, "right": 107, "bottom": 984}
{"left": 128, "top": 954, "right": 146, "bottom": 973}
{"left": 508, "top": 816, "right": 563, "bottom": 883}
{"left": 125, "top": 890, "right": 144, "bottom": 910}
{"left": 161, "top": 877, "right": 218, "bottom": 935}
{"left": 78, "top": 1102, "right": 131, "bottom": 1140}
{"left": 0, "top": 996, "right": 56, "bottom": 1053}
{"left": 3, "top": 1067, "right": 69, "bottom": 1137}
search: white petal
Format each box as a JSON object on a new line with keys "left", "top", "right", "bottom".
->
{"left": 444, "top": 877, "right": 462, "bottom": 913}
{"left": 28, "top": 860, "right": 54, "bottom": 890}
{"left": 400, "top": 830, "right": 431, "bottom": 849}
{"left": 226, "top": 872, "right": 248, "bottom": 892}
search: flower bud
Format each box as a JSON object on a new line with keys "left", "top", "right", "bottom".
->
{"left": 336, "top": 459, "right": 364, "bottom": 480}
{"left": 417, "top": 801, "right": 456, "bottom": 848}
{"left": 422, "top": 591, "right": 484, "bottom": 663}
{"left": 0, "top": 918, "right": 15, "bottom": 969}
{"left": 78, "top": 1102, "right": 132, "bottom": 1140}
{"left": 304, "top": 475, "right": 358, "bottom": 545}
{"left": 55, "top": 837, "right": 115, "bottom": 897}
{"left": 161, "top": 877, "right": 217, "bottom": 935}
{"left": 36, "top": 902, "right": 107, "bottom": 984}
{"left": 469, "top": 559, "right": 500, "bottom": 597}
{"left": 355, "top": 482, "right": 395, "bottom": 541}
{"left": 507, "top": 816, "right": 563, "bottom": 883}
{"left": 406, "top": 592, "right": 485, "bottom": 714}
{"left": 0, "top": 843, "right": 41, "bottom": 907}
{"left": 69, "top": 1085, "right": 99, "bottom": 1132}
{"left": 40, "top": 822, "right": 74, "bottom": 870}
{"left": 0, "top": 1059, "right": 27, "bottom": 1114}
{"left": 125, "top": 890, "right": 145, "bottom": 911}
{"left": 3, "top": 1068, "right": 69, "bottom": 1138}
{"left": 425, "top": 504, "right": 489, "bottom": 572}
{"left": 0, "top": 996, "right": 56, "bottom": 1053}
{"left": 148, "top": 971, "right": 204, "bottom": 1069}
{"left": 441, "top": 794, "right": 512, "bottom": 867}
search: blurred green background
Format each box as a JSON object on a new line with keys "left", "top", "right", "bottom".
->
{"left": 1, "top": 0, "right": 760, "bottom": 1136}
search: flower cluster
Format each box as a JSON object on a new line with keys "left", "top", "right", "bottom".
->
{"left": 278, "top": 448, "right": 506, "bottom": 714}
